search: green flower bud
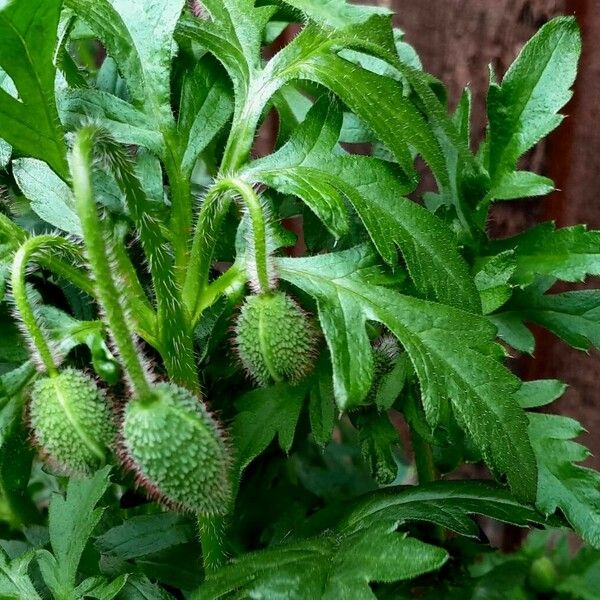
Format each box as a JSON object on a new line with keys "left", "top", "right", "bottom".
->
{"left": 234, "top": 292, "right": 318, "bottom": 386}
{"left": 528, "top": 556, "right": 558, "bottom": 595}
{"left": 29, "top": 369, "right": 115, "bottom": 474}
{"left": 121, "top": 383, "right": 231, "bottom": 515}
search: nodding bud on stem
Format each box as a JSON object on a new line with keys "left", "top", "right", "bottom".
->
{"left": 120, "top": 383, "right": 231, "bottom": 515}
{"left": 29, "top": 369, "right": 116, "bottom": 474}
{"left": 234, "top": 291, "right": 319, "bottom": 386}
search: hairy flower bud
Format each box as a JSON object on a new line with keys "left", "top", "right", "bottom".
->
{"left": 234, "top": 291, "right": 318, "bottom": 386}
{"left": 29, "top": 369, "right": 115, "bottom": 474}
{"left": 121, "top": 383, "right": 231, "bottom": 515}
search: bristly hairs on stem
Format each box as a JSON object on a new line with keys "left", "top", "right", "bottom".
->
{"left": 88, "top": 127, "right": 200, "bottom": 393}
{"left": 10, "top": 234, "right": 86, "bottom": 376}
{"left": 70, "top": 126, "right": 155, "bottom": 403}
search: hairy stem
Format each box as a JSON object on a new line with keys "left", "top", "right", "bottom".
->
{"left": 198, "top": 515, "right": 229, "bottom": 575}
{"left": 98, "top": 137, "right": 199, "bottom": 393}
{"left": 10, "top": 236, "right": 81, "bottom": 376}
{"left": 184, "top": 178, "right": 272, "bottom": 320}
{"left": 71, "top": 128, "right": 153, "bottom": 402}
{"left": 164, "top": 131, "right": 193, "bottom": 289}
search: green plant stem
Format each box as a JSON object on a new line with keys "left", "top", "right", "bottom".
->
{"left": 230, "top": 179, "right": 271, "bottom": 293}
{"left": 10, "top": 236, "right": 76, "bottom": 376}
{"left": 164, "top": 132, "right": 192, "bottom": 289}
{"left": 184, "top": 177, "right": 271, "bottom": 319}
{"left": 71, "top": 128, "right": 154, "bottom": 402}
{"left": 192, "top": 262, "right": 246, "bottom": 327}
{"left": 198, "top": 515, "right": 229, "bottom": 575}
{"left": 100, "top": 137, "right": 199, "bottom": 392}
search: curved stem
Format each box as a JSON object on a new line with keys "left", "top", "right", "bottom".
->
{"left": 231, "top": 179, "right": 271, "bottom": 294}
{"left": 184, "top": 178, "right": 272, "bottom": 320}
{"left": 183, "top": 182, "right": 232, "bottom": 317}
{"left": 10, "top": 236, "right": 79, "bottom": 376}
{"left": 71, "top": 128, "right": 153, "bottom": 402}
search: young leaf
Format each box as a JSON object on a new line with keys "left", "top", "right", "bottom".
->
{"left": 528, "top": 413, "right": 600, "bottom": 548}
{"left": 492, "top": 280, "right": 600, "bottom": 353}
{"left": 492, "top": 223, "right": 600, "bottom": 286}
{"left": 12, "top": 158, "right": 81, "bottom": 235}
{"left": 277, "top": 246, "right": 537, "bottom": 501}
{"left": 37, "top": 466, "right": 112, "bottom": 599}
{"left": 247, "top": 97, "right": 480, "bottom": 311}
{"left": 233, "top": 383, "right": 307, "bottom": 472}
{"left": 486, "top": 17, "right": 581, "bottom": 183}
{"left": 0, "top": 0, "right": 68, "bottom": 179}
{"left": 195, "top": 523, "right": 447, "bottom": 600}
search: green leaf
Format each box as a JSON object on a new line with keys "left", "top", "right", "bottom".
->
{"left": 277, "top": 246, "right": 537, "bottom": 500}
{"left": 492, "top": 281, "right": 600, "bottom": 352}
{"left": 486, "top": 17, "right": 581, "bottom": 183}
{"left": 0, "top": 0, "right": 68, "bottom": 179}
{"left": 37, "top": 466, "right": 112, "bottom": 599}
{"left": 179, "top": 58, "right": 234, "bottom": 175}
{"left": 0, "top": 548, "right": 42, "bottom": 600}
{"left": 278, "top": 0, "right": 390, "bottom": 27}
{"left": 96, "top": 513, "right": 196, "bottom": 561}
{"left": 528, "top": 413, "right": 600, "bottom": 548}
{"left": 0, "top": 394, "right": 38, "bottom": 528}
{"left": 493, "top": 222, "right": 600, "bottom": 286}
{"left": 271, "top": 24, "right": 446, "bottom": 183}
{"left": 474, "top": 251, "right": 516, "bottom": 314}
{"left": 356, "top": 412, "right": 400, "bottom": 485}
{"left": 308, "top": 362, "right": 336, "bottom": 446}
{"left": 58, "top": 89, "right": 165, "bottom": 156}
{"left": 195, "top": 523, "right": 447, "bottom": 600}
{"left": 247, "top": 97, "right": 479, "bottom": 311}
{"left": 0, "top": 68, "right": 16, "bottom": 169}
{"left": 233, "top": 383, "right": 307, "bottom": 471}
{"left": 515, "top": 379, "right": 567, "bottom": 409}
{"left": 120, "top": 574, "right": 176, "bottom": 600}
{"left": 12, "top": 158, "right": 81, "bottom": 235}
{"left": 490, "top": 171, "right": 555, "bottom": 201}
{"left": 343, "top": 480, "right": 554, "bottom": 537}
{"left": 67, "top": 0, "right": 186, "bottom": 127}
{"left": 75, "top": 574, "right": 128, "bottom": 600}
{"left": 177, "top": 0, "right": 277, "bottom": 97}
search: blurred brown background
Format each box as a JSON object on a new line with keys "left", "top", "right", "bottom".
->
{"left": 365, "top": 0, "right": 600, "bottom": 466}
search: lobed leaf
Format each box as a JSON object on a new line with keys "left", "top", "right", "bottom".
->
{"left": 528, "top": 413, "right": 600, "bottom": 548}
{"left": 247, "top": 97, "right": 480, "bottom": 311}
{"left": 195, "top": 523, "right": 447, "bottom": 600}
{"left": 277, "top": 246, "right": 537, "bottom": 500}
